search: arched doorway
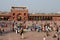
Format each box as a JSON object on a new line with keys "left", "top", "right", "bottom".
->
{"left": 17, "top": 15, "right": 21, "bottom": 21}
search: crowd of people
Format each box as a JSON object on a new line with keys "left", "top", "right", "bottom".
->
{"left": 26, "top": 21, "right": 60, "bottom": 32}
{"left": 0, "top": 21, "right": 60, "bottom": 40}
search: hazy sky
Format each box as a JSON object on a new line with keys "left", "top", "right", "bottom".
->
{"left": 0, "top": 0, "right": 60, "bottom": 13}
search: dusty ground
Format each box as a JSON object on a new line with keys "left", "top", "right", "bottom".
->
{"left": 0, "top": 31, "right": 60, "bottom": 40}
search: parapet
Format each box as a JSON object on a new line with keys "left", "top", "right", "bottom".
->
{"left": 11, "top": 6, "right": 28, "bottom": 10}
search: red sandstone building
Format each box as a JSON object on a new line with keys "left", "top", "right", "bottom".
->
{"left": 0, "top": 6, "right": 60, "bottom": 21}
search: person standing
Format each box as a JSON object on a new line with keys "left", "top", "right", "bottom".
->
{"left": 19, "top": 28, "right": 24, "bottom": 39}
{"left": 2, "top": 28, "right": 4, "bottom": 34}
{"left": 0, "top": 28, "right": 2, "bottom": 35}
{"left": 43, "top": 36, "right": 46, "bottom": 40}
{"left": 16, "top": 28, "right": 18, "bottom": 34}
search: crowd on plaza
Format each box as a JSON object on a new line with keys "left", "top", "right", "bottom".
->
{"left": 0, "top": 21, "right": 60, "bottom": 40}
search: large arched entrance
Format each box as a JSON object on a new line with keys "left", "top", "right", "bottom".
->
{"left": 17, "top": 15, "right": 21, "bottom": 21}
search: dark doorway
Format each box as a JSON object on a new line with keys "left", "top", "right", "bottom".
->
{"left": 17, "top": 16, "right": 21, "bottom": 21}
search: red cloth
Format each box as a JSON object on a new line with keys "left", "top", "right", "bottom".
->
{"left": 12, "top": 23, "right": 14, "bottom": 27}
{"left": 5, "top": 24, "right": 7, "bottom": 27}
